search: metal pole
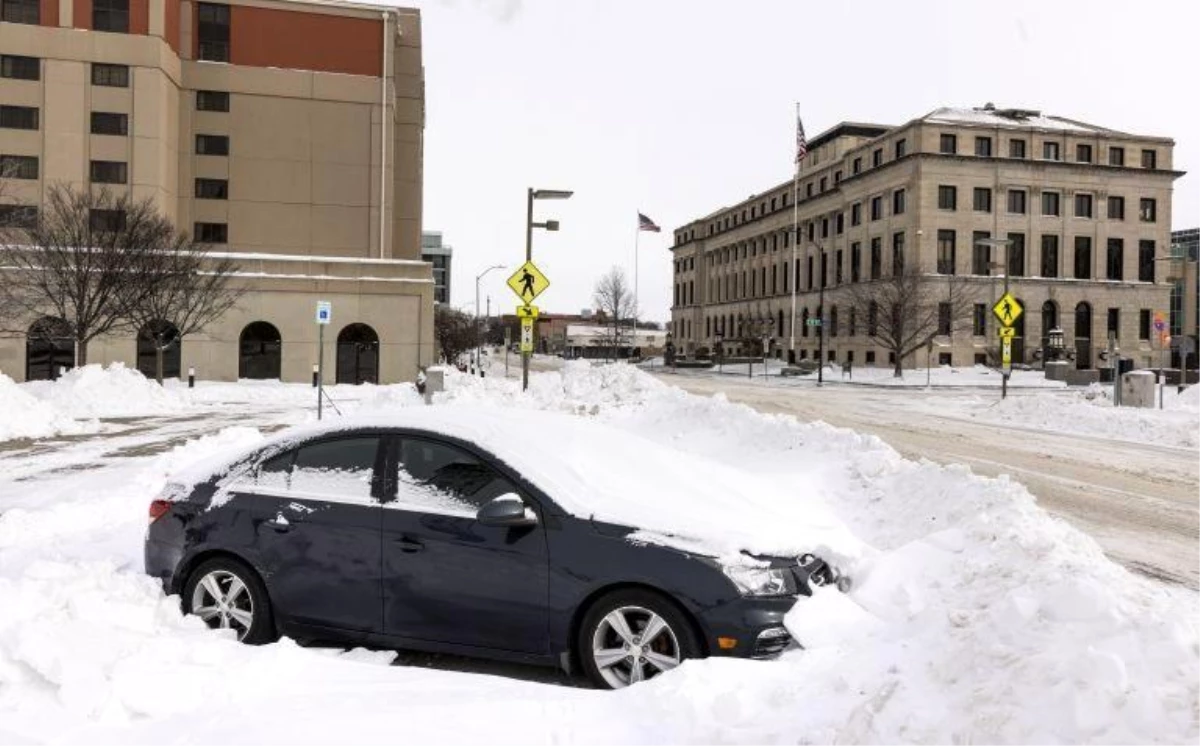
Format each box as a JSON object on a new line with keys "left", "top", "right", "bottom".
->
{"left": 634, "top": 213, "right": 640, "bottom": 360}
{"left": 523, "top": 188, "right": 533, "bottom": 392}
{"left": 817, "top": 263, "right": 825, "bottom": 385}
{"left": 317, "top": 323, "right": 324, "bottom": 420}
{"left": 789, "top": 103, "right": 800, "bottom": 364}
{"left": 474, "top": 276, "right": 480, "bottom": 376}
{"left": 1002, "top": 243, "right": 1010, "bottom": 400}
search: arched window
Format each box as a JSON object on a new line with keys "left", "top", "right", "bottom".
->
{"left": 1012, "top": 297, "right": 1027, "bottom": 363}
{"left": 137, "top": 320, "right": 181, "bottom": 380}
{"left": 336, "top": 323, "right": 380, "bottom": 385}
{"left": 26, "top": 316, "right": 73, "bottom": 381}
{"left": 239, "top": 322, "right": 282, "bottom": 380}
{"left": 1074, "top": 301, "right": 1093, "bottom": 369}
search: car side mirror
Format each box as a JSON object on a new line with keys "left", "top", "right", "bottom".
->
{"left": 476, "top": 494, "right": 537, "bottom": 527}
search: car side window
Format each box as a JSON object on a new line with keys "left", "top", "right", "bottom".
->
{"left": 288, "top": 437, "right": 380, "bottom": 503}
{"left": 395, "top": 438, "right": 520, "bottom": 516}
{"left": 255, "top": 450, "right": 294, "bottom": 491}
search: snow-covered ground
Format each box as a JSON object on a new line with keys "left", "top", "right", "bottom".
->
{"left": 0, "top": 363, "right": 1196, "bottom": 743}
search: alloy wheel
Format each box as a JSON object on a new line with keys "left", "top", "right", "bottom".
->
{"left": 190, "top": 569, "right": 255, "bottom": 640}
{"left": 590, "top": 605, "right": 682, "bottom": 688}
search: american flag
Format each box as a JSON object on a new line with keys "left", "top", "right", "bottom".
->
{"left": 795, "top": 113, "right": 808, "bottom": 164}
{"left": 638, "top": 212, "right": 661, "bottom": 232}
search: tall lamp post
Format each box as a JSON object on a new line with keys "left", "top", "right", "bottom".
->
{"left": 474, "top": 264, "right": 505, "bottom": 376}
{"left": 811, "top": 243, "right": 826, "bottom": 385}
{"left": 977, "top": 236, "right": 1014, "bottom": 399}
{"left": 523, "top": 187, "right": 573, "bottom": 391}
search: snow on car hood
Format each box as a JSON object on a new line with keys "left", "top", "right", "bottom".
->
{"left": 170, "top": 405, "right": 865, "bottom": 564}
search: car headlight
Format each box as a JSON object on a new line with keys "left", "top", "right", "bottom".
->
{"left": 722, "top": 565, "right": 795, "bottom": 597}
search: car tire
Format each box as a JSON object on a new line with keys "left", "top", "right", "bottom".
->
{"left": 182, "top": 557, "right": 277, "bottom": 645}
{"left": 577, "top": 588, "right": 700, "bottom": 690}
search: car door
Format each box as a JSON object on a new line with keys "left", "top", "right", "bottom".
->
{"left": 234, "top": 434, "right": 384, "bottom": 633}
{"left": 381, "top": 434, "right": 550, "bottom": 655}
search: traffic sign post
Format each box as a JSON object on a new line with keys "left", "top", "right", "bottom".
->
{"left": 992, "top": 293, "right": 1022, "bottom": 397}
{"left": 315, "top": 300, "right": 331, "bottom": 420}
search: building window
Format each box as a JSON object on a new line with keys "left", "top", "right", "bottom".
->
{"left": 1043, "top": 141, "right": 1060, "bottom": 161}
{"left": 1138, "top": 240, "right": 1155, "bottom": 282}
{"left": 1074, "top": 237, "right": 1092, "bottom": 279}
{"left": 0, "top": 204, "right": 37, "bottom": 228}
{"left": 852, "top": 157, "right": 862, "bottom": 175}
{"left": 820, "top": 254, "right": 828, "bottom": 288}
{"left": 819, "top": 177, "right": 827, "bottom": 193}
{"left": 1107, "top": 308, "right": 1120, "bottom": 339}
{"left": 973, "top": 187, "right": 991, "bottom": 213}
{"left": 197, "top": 3, "right": 232, "bottom": 62}
{"left": 821, "top": 217, "right": 829, "bottom": 239}
{"left": 939, "top": 134, "right": 957, "bottom": 154}
{"left": 805, "top": 183, "right": 813, "bottom": 199}
{"left": 1, "top": 55, "right": 39, "bottom": 80}
{"left": 91, "top": 63, "right": 130, "bottom": 87}
{"left": 1041, "top": 235, "right": 1059, "bottom": 278}
{"left": 851, "top": 202, "right": 861, "bottom": 226}
{"left": 870, "top": 196, "right": 882, "bottom": 221}
{"left": 895, "top": 138, "right": 907, "bottom": 158}
{"left": 1139, "top": 198, "right": 1156, "bottom": 222}
{"left": 89, "top": 160, "right": 127, "bottom": 184}
{"left": 892, "top": 232, "right": 905, "bottom": 275}
{"left": 89, "top": 209, "right": 126, "bottom": 231}
{"left": 0, "top": 105, "right": 38, "bottom": 130}
{"left": 90, "top": 111, "right": 128, "bottom": 136}
{"left": 1074, "top": 193, "right": 1093, "bottom": 218}
{"left": 892, "top": 188, "right": 906, "bottom": 215}
{"left": 973, "top": 304, "right": 987, "bottom": 336}
{"left": 1009, "top": 139, "right": 1026, "bottom": 159}
{"left": 1075, "top": 143, "right": 1093, "bottom": 163}
{"left": 835, "top": 250, "right": 843, "bottom": 284}
{"left": 834, "top": 170, "right": 842, "bottom": 184}
{"left": 1036, "top": 191, "right": 1059, "bottom": 217}
{"left": 195, "top": 178, "right": 228, "bottom": 199}
{"left": 1008, "top": 232, "right": 1026, "bottom": 276}
{"left": 196, "top": 134, "right": 229, "bottom": 156}
{"left": 0, "top": 0, "right": 39, "bottom": 23}
{"left": 1139, "top": 309, "right": 1151, "bottom": 340}
{"left": 938, "top": 185, "right": 957, "bottom": 210}
{"left": 872, "top": 148, "right": 882, "bottom": 167}
{"left": 194, "top": 222, "right": 228, "bottom": 243}
{"left": 1108, "top": 195, "right": 1125, "bottom": 220}
{"left": 0, "top": 154, "right": 38, "bottom": 179}
{"left": 1108, "top": 147, "right": 1125, "bottom": 166}
{"left": 196, "top": 90, "right": 230, "bottom": 112}
{"left": 972, "top": 231, "right": 991, "bottom": 275}
{"left": 1141, "top": 149, "right": 1157, "bottom": 169}
{"left": 851, "top": 242, "right": 861, "bottom": 282}
{"left": 938, "top": 303, "right": 951, "bottom": 335}
{"left": 836, "top": 212, "right": 844, "bottom": 234}
{"left": 975, "top": 136, "right": 992, "bottom": 157}
{"left": 93, "top": 0, "right": 129, "bottom": 32}
{"left": 1106, "top": 238, "right": 1124, "bottom": 280}
{"left": 807, "top": 223, "right": 815, "bottom": 241}
{"left": 1007, "top": 189, "right": 1027, "bottom": 214}
{"left": 870, "top": 238, "right": 882, "bottom": 280}
{"left": 937, "top": 230, "right": 956, "bottom": 275}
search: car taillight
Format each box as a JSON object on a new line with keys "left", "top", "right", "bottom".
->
{"left": 149, "top": 499, "right": 171, "bottom": 523}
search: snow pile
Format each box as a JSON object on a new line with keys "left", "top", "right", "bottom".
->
{"left": 0, "top": 373, "right": 99, "bottom": 441}
{"left": 346, "top": 383, "right": 425, "bottom": 414}
{"left": 0, "top": 363, "right": 1195, "bottom": 744}
{"left": 25, "top": 364, "right": 191, "bottom": 419}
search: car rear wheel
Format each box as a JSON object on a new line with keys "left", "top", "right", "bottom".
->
{"left": 578, "top": 589, "right": 700, "bottom": 689}
{"left": 183, "top": 557, "right": 276, "bottom": 644}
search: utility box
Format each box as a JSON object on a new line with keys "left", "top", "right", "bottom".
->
{"left": 1044, "top": 361, "right": 1069, "bottom": 382}
{"left": 423, "top": 368, "right": 445, "bottom": 405}
{"left": 1119, "top": 370, "right": 1156, "bottom": 408}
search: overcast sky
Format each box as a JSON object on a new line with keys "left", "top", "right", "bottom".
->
{"left": 379, "top": 0, "right": 1198, "bottom": 323}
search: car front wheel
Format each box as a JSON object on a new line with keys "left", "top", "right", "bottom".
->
{"left": 182, "top": 557, "right": 276, "bottom": 644}
{"left": 578, "top": 589, "right": 700, "bottom": 689}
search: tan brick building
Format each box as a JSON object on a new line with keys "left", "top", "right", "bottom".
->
{"left": 0, "top": 0, "right": 432, "bottom": 383}
{"left": 669, "top": 105, "right": 1182, "bottom": 372}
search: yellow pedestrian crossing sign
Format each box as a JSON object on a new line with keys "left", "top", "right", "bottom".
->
{"left": 508, "top": 261, "right": 550, "bottom": 304}
{"left": 992, "top": 292, "right": 1023, "bottom": 327}
{"left": 516, "top": 304, "right": 539, "bottom": 319}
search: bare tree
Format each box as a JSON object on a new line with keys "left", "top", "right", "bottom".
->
{"left": 592, "top": 266, "right": 636, "bottom": 361}
{"left": 0, "top": 185, "right": 172, "bottom": 366}
{"left": 434, "top": 305, "right": 481, "bottom": 367}
{"left": 840, "top": 264, "right": 979, "bottom": 377}
{"left": 127, "top": 238, "right": 245, "bottom": 383}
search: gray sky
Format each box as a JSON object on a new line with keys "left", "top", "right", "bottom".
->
{"left": 386, "top": 0, "right": 1198, "bottom": 322}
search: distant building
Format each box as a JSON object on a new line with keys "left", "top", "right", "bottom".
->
{"left": 422, "top": 232, "right": 453, "bottom": 304}
{"left": 563, "top": 324, "right": 665, "bottom": 360}
{"left": 669, "top": 104, "right": 1183, "bottom": 371}
{"left": 1169, "top": 228, "right": 1198, "bottom": 370}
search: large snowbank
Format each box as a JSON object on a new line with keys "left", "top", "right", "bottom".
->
{"left": 0, "top": 373, "right": 99, "bottom": 442}
{"left": 21, "top": 363, "right": 192, "bottom": 419}
{"left": 0, "top": 361, "right": 1195, "bottom": 743}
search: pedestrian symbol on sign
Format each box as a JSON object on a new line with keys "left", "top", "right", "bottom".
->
{"left": 519, "top": 268, "right": 536, "bottom": 299}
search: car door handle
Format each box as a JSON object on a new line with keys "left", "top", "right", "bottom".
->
{"left": 265, "top": 514, "right": 292, "bottom": 533}
{"left": 393, "top": 537, "right": 424, "bottom": 553}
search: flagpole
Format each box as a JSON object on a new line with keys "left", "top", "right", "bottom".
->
{"left": 789, "top": 102, "right": 800, "bottom": 364}
{"left": 633, "top": 213, "right": 640, "bottom": 358}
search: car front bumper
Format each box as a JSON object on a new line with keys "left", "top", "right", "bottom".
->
{"left": 695, "top": 595, "right": 800, "bottom": 659}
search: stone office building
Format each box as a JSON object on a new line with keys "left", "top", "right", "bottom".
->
{"left": 668, "top": 105, "right": 1181, "bottom": 371}
{"left": 0, "top": 0, "right": 432, "bottom": 383}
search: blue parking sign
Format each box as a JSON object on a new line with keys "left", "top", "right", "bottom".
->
{"left": 316, "top": 300, "right": 332, "bottom": 325}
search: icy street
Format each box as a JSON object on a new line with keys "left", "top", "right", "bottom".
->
{"left": 0, "top": 362, "right": 1198, "bottom": 743}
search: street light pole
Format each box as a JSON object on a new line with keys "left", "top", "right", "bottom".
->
{"left": 522, "top": 187, "right": 573, "bottom": 391}
{"left": 475, "top": 264, "right": 504, "bottom": 377}
{"left": 978, "top": 237, "right": 1014, "bottom": 399}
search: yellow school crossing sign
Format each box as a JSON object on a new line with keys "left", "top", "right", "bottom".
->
{"left": 992, "top": 292, "right": 1023, "bottom": 327}
{"left": 507, "top": 261, "right": 550, "bottom": 304}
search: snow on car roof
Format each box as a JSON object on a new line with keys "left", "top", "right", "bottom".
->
{"left": 173, "top": 405, "right": 864, "bottom": 563}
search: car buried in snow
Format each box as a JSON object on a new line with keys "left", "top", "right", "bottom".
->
{"left": 145, "top": 407, "right": 843, "bottom": 689}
